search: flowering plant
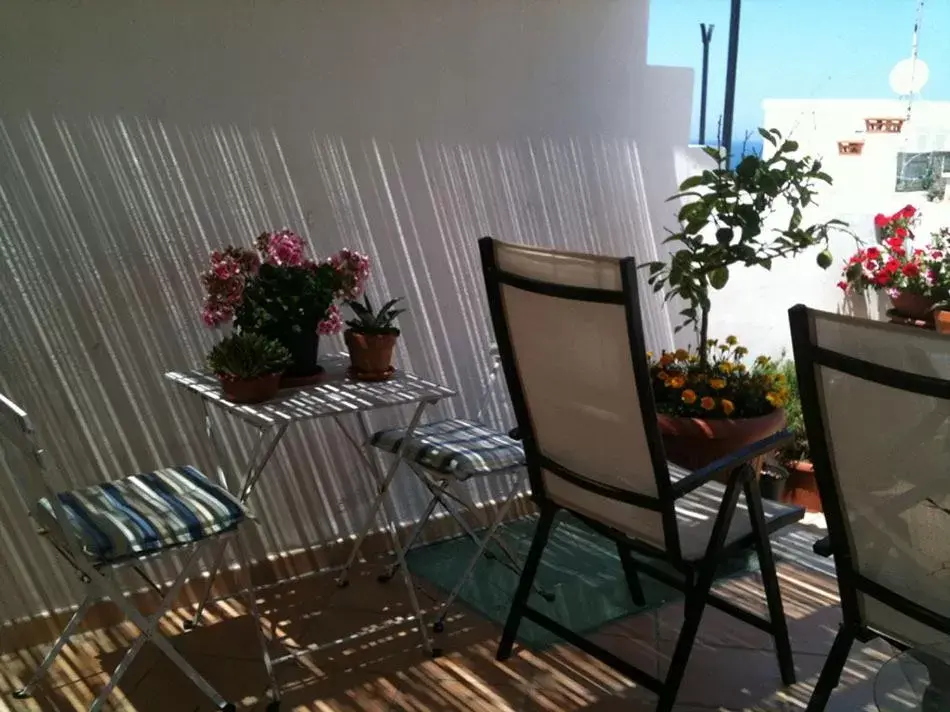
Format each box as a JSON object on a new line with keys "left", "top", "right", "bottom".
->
{"left": 648, "top": 337, "right": 788, "bottom": 419}
{"left": 837, "top": 207, "right": 950, "bottom": 299}
{"left": 201, "top": 231, "right": 369, "bottom": 334}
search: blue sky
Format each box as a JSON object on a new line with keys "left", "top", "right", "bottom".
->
{"left": 648, "top": 0, "right": 949, "bottom": 142}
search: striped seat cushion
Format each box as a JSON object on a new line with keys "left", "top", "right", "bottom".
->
{"left": 36, "top": 466, "right": 246, "bottom": 563}
{"left": 370, "top": 418, "right": 525, "bottom": 479}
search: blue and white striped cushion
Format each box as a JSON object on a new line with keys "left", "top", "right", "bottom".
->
{"left": 370, "top": 418, "right": 525, "bottom": 479}
{"left": 36, "top": 466, "right": 246, "bottom": 562}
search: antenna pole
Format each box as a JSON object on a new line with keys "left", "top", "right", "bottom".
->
{"left": 699, "top": 24, "right": 714, "bottom": 145}
{"left": 907, "top": 0, "right": 925, "bottom": 118}
{"left": 721, "top": 0, "right": 742, "bottom": 163}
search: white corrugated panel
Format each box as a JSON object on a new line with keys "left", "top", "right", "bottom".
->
{"left": 0, "top": 118, "right": 673, "bottom": 622}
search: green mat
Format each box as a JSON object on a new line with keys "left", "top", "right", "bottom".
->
{"left": 406, "top": 513, "right": 758, "bottom": 650}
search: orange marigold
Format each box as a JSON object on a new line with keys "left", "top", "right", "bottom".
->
{"left": 681, "top": 389, "right": 697, "bottom": 405}
{"left": 709, "top": 378, "right": 726, "bottom": 390}
{"left": 700, "top": 396, "right": 716, "bottom": 411}
{"left": 722, "top": 399, "right": 735, "bottom": 416}
{"left": 668, "top": 375, "right": 686, "bottom": 389}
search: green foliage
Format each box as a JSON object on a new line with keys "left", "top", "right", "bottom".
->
{"left": 344, "top": 295, "right": 406, "bottom": 335}
{"left": 207, "top": 332, "right": 291, "bottom": 379}
{"left": 234, "top": 262, "right": 337, "bottom": 339}
{"left": 777, "top": 358, "right": 809, "bottom": 462}
{"left": 643, "top": 128, "right": 849, "bottom": 363}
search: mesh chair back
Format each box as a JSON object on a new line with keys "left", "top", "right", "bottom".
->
{"left": 481, "top": 238, "right": 675, "bottom": 554}
{"left": 790, "top": 307, "right": 950, "bottom": 647}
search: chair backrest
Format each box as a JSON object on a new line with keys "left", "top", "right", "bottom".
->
{"left": 0, "top": 393, "right": 85, "bottom": 561}
{"left": 789, "top": 306, "right": 950, "bottom": 648}
{"left": 479, "top": 237, "right": 679, "bottom": 556}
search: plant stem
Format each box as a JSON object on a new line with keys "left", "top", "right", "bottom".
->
{"left": 699, "top": 303, "right": 710, "bottom": 368}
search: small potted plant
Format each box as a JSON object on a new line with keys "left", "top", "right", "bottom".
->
{"left": 343, "top": 296, "right": 406, "bottom": 381}
{"left": 207, "top": 332, "right": 292, "bottom": 403}
{"left": 776, "top": 360, "right": 821, "bottom": 513}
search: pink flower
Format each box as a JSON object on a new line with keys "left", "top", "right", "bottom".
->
{"left": 262, "top": 230, "right": 306, "bottom": 267}
{"left": 837, "top": 281, "right": 849, "bottom": 292}
{"left": 318, "top": 304, "right": 344, "bottom": 335}
{"left": 329, "top": 248, "right": 371, "bottom": 300}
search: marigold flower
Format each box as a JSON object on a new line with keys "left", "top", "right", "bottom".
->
{"left": 659, "top": 353, "right": 675, "bottom": 367}
{"left": 719, "top": 362, "right": 734, "bottom": 374}
{"left": 668, "top": 375, "right": 686, "bottom": 389}
{"left": 681, "top": 389, "right": 697, "bottom": 405}
{"left": 674, "top": 348, "right": 689, "bottom": 361}
{"left": 657, "top": 370, "right": 670, "bottom": 381}
{"left": 725, "top": 335, "right": 738, "bottom": 346}
{"left": 710, "top": 378, "right": 726, "bottom": 390}
{"left": 765, "top": 391, "right": 785, "bottom": 407}
{"left": 721, "top": 399, "right": 735, "bottom": 416}
{"left": 755, "top": 355, "right": 770, "bottom": 366}
{"left": 737, "top": 363, "right": 747, "bottom": 373}
{"left": 700, "top": 396, "right": 716, "bottom": 411}
{"left": 735, "top": 346, "right": 749, "bottom": 357}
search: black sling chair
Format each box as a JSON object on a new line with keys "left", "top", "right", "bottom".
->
{"left": 789, "top": 305, "right": 950, "bottom": 711}
{"left": 479, "top": 237, "right": 805, "bottom": 712}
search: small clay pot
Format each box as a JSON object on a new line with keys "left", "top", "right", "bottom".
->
{"left": 781, "top": 460, "right": 822, "bottom": 513}
{"left": 219, "top": 372, "right": 282, "bottom": 404}
{"left": 935, "top": 309, "right": 950, "bottom": 335}
{"left": 890, "top": 292, "right": 936, "bottom": 321}
{"left": 344, "top": 330, "right": 398, "bottom": 380}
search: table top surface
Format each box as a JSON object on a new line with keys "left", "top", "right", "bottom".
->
{"left": 875, "top": 643, "right": 950, "bottom": 711}
{"left": 165, "top": 354, "right": 456, "bottom": 427}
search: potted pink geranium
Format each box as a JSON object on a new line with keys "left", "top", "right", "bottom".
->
{"left": 201, "top": 231, "right": 369, "bottom": 385}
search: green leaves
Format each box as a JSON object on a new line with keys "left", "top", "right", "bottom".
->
{"left": 344, "top": 295, "right": 406, "bottom": 335}
{"left": 207, "top": 332, "right": 291, "bottom": 379}
{"left": 709, "top": 267, "right": 730, "bottom": 290}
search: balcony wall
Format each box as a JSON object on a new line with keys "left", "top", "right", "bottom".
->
{"left": 0, "top": 0, "right": 690, "bottom": 623}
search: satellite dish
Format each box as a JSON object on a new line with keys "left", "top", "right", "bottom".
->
{"left": 890, "top": 58, "right": 930, "bottom": 96}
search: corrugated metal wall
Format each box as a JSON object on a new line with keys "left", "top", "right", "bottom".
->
{"left": 0, "top": 117, "right": 673, "bottom": 623}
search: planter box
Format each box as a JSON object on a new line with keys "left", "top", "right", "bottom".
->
{"left": 838, "top": 140, "right": 864, "bottom": 156}
{"left": 864, "top": 117, "right": 905, "bottom": 134}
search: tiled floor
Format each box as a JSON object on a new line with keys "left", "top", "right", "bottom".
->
{"left": 0, "top": 527, "right": 904, "bottom": 711}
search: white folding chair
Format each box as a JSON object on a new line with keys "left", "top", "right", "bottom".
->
{"left": 335, "top": 346, "right": 550, "bottom": 653}
{"left": 0, "top": 394, "right": 279, "bottom": 712}
{"left": 789, "top": 306, "right": 950, "bottom": 711}
{"left": 480, "top": 237, "right": 803, "bottom": 712}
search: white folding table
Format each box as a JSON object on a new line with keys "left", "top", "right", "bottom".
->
{"left": 164, "top": 354, "right": 456, "bottom": 655}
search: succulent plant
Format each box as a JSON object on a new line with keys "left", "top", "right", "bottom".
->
{"left": 344, "top": 296, "right": 405, "bottom": 336}
{"left": 207, "top": 332, "right": 291, "bottom": 380}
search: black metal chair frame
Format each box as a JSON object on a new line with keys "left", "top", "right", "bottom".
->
{"left": 480, "top": 237, "right": 803, "bottom": 712}
{"left": 789, "top": 304, "right": 950, "bottom": 711}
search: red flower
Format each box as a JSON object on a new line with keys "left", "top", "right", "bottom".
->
{"left": 884, "top": 258, "right": 901, "bottom": 273}
{"left": 837, "top": 281, "right": 849, "bottom": 291}
{"left": 933, "top": 251, "right": 944, "bottom": 259}
{"left": 866, "top": 246, "right": 881, "bottom": 260}
{"left": 874, "top": 213, "right": 890, "bottom": 228}
{"left": 901, "top": 205, "right": 917, "bottom": 219}
{"left": 885, "top": 236, "right": 904, "bottom": 251}
{"left": 895, "top": 227, "right": 909, "bottom": 239}
{"left": 902, "top": 262, "right": 920, "bottom": 277}
{"left": 873, "top": 271, "right": 890, "bottom": 286}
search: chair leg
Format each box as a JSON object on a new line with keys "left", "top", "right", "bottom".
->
{"left": 185, "top": 537, "right": 230, "bottom": 630}
{"left": 658, "top": 465, "right": 747, "bottom": 712}
{"left": 234, "top": 530, "right": 281, "bottom": 708}
{"left": 617, "top": 544, "right": 646, "bottom": 607}
{"left": 805, "top": 625, "right": 855, "bottom": 712}
{"left": 14, "top": 593, "right": 95, "bottom": 699}
{"left": 743, "top": 478, "right": 796, "bottom": 685}
{"left": 497, "top": 505, "right": 557, "bottom": 661}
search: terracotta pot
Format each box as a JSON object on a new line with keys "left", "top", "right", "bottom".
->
{"left": 345, "top": 330, "right": 398, "bottom": 380}
{"left": 890, "top": 292, "right": 936, "bottom": 320}
{"left": 658, "top": 408, "right": 786, "bottom": 473}
{"left": 781, "top": 460, "right": 822, "bottom": 513}
{"left": 936, "top": 309, "right": 950, "bottom": 334}
{"left": 219, "top": 372, "right": 282, "bottom": 404}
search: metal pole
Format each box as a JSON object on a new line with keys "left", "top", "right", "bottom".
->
{"left": 721, "top": 0, "right": 742, "bottom": 164}
{"left": 699, "top": 24, "right": 714, "bottom": 145}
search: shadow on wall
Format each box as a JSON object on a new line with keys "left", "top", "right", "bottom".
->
{"left": 0, "top": 114, "right": 673, "bottom": 620}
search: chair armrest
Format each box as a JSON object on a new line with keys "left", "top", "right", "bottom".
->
{"left": 508, "top": 427, "right": 521, "bottom": 440}
{"left": 670, "top": 428, "right": 794, "bottom": 498}
{"left": 813, "top": 535, "right": 832, "bottom": 557}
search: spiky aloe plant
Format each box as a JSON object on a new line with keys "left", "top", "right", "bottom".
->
{"left": 344, "top": 296, "right": 406, "bottom": 336}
